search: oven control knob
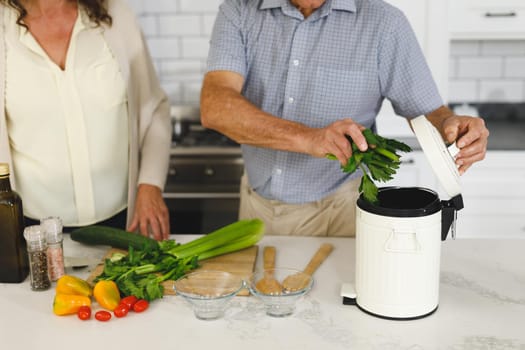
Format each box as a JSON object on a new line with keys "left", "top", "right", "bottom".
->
{"left": 204, "top": 167, "right": 215, "bottom": 176}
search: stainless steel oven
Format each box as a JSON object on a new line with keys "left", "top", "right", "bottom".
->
{"left": 164, "top": 106, "right": 243, "bottom": 234}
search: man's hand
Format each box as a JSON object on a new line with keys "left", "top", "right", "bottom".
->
{"left": 302, "top": 118, "right": 368, "bottom": 165}
{"left": 128, "top": 184, "right": 170, "bottom": 241}
{"left": 427, "top": 106, "right": 489, "bottom": 175}
{"left": 441, "top": 115, "right": 489, "bottom": 174}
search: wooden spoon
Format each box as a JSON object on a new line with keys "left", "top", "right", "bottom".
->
{"left": 255, "top": 246, "right": 282, "bottom": 295}
{"left": 282, "top": 243, "right": 334, "bottom": 292}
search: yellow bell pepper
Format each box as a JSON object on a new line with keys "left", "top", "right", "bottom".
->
{"left": 53, "top": 293, "right": 91, "bottom": 316}
{"left": 56, "top": 275, "right": 93, "bottom": 297}
{"left": 93, "top": 280, "right": 121, "bottom": 311}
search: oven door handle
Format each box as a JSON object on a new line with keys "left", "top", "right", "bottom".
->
{"left": 163, "top": 193, "right": 240, "bottom": 199}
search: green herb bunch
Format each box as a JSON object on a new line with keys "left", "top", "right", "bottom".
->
{"left": 327, "top": 129, "right": 412, "bottom": 204}
{"left": 93, "top": 219, "right": 265, "bottom": 301}
{"left": 94, "top": 241, "right": 198, "bottom": 301}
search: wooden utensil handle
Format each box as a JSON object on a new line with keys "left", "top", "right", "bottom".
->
{"left": 303, "top": 243, "right": 334, "bottom": 276}
{"left": 263, "top": 246, "right": 277, "bottom": 270}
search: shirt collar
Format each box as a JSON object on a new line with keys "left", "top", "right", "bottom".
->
{"left": 15, "top": 5, "right": 90, "bottom": 69}
{"left": 259, "top": 0, "right": 356, "bottom": 14}
{"left": 18, "top": 6, "right": 88, "bottom": 48}
{"left": 332, "top": 0, "right": 356, "bottom": 12}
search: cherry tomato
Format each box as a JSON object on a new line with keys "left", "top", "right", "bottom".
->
{"left": 95, "top": 310, "right": 112, "bottom": 322}
{"left": 77, "top": 306, "right": 91, "bottom": 321}
{"left": 113, "top": 303, "right": 130, "bottom": 318}
{"left": 120, "top": 295, "right": 138, "bottom": 309}
{"left": 132, "top": 299, "right": 149, "bottom": 313}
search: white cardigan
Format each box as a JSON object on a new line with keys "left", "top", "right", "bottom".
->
{"left": 0, "top": 0, "right": 171, "bottom": 226}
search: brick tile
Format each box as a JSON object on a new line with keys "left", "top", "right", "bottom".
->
{"left": 448, "top": 80, "right": 478, "bottom": 103}
{"left": 179, "top": 0, "right": 221, "bottom": 13}
{"left": 158, "top": 14, "right": 201, "bottom": 36}
{"left": 479, "top": 80, "right": 524, "bottom": 102}
{"left": 147, "top": 38, "right": 180, "bottom": 59}
{"left": 181, "top": 37, "right": 210, "bottom": 58}
{"left": 504, "top": 57, "right": 525, "bottom": 78}
{"left": 457, "top": 57, "right": 503, "bottom": 78}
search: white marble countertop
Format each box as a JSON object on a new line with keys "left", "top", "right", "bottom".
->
{"left": 1, "top": 235, "right": 524, "bottom": 350}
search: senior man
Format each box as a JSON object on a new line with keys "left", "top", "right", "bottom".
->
{"left": 200, "top": 0, "right": 489, "bottom": 236}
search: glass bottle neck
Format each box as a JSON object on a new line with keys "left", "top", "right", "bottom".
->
{"left": 0, "top": 175, "right": 12, "bottom": 192}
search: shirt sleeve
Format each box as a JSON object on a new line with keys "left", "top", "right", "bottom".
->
{"left": 378, "top": 10, "right": 443, "bottom": 118}
{"left": 206, "top": 0, "right": 247, "bottom": 77}
{"left": 114, "top": 1, "right": 170, "bottom": 190}
{"left": 135, "top": 28, "right": 171, "bottom": 190}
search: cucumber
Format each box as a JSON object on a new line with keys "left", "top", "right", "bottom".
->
{"left": 70, "top": 225, "right": 159, "bottom": 251}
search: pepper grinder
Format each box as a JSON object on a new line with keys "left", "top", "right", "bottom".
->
{"left": 23, "top": 225, "right": 51, "bottom": 291}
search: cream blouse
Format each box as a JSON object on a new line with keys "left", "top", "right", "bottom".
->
{"left": 4, "top": 7, "right": 129, "bottom": 226}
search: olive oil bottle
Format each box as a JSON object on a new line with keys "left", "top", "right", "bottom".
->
{"left": 0, "top": 163, "right": 29, "bottom": 282}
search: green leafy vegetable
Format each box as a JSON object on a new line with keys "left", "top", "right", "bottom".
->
{"left": 327, "top": 129, "right": 412, "bottom": 204}
{"left": 94, "top": 219, "right": 265, "bottom": 301}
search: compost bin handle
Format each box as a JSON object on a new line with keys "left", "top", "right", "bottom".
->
{"left": 441, "top": 194, "right": 464, "bottom": 241}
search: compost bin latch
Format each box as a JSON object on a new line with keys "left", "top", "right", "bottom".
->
{"left": 441, "top": 194, "right": 464, "bottom": 241}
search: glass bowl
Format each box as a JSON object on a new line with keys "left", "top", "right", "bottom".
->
{"left": 248, "top": 267, "right": 314, "bottom": 317}
{"left": 172, "top": 270, "right": 244, "bottom": 320}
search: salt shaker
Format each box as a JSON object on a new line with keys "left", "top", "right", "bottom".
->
{"left": 23, "top": 225, "right": 51, "bottom": 291}
{"left": 41, "top": 216, "right": 65, "bottom": 281}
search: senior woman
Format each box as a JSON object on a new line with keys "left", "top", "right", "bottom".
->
{"left": 0, "top": 0, "right": 171, "bottom": 240}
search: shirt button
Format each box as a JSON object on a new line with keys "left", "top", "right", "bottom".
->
{"left": 275, "top": 168, "right": 282, "bottom": 175}
{"left": 293, "top": 59, "right": 300, "bottom": 66}
{"left": 288, "top": 97, "right": 294, "bottom": 104}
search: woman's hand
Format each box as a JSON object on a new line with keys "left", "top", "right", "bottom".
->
{"left": 128, "top": 184, "right": 170, "bottom": 240}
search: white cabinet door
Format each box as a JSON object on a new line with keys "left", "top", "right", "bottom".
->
{"left": 450, "top": 0, "right": 525, "bottom": 40}
{"left": 455, "top": 151, "right": 525, "bottom": 238}
{"left": 377, "top": 0, "right": 449, "bottom": 138}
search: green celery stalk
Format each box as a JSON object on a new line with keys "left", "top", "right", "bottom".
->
{"left": 194, "top": 227, "right": 265, "bottom": 260}
{"left": 167, "top": 219, "right": 264, "bottom": 259}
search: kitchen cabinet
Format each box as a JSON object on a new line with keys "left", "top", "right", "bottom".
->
{"left": 376, "top": 0, "right": 450, "bottom": 138}
{"left": 449, "top": 0, "right": 525, "bottom": 40}
{"left": 455, "top": 151, "right": 525, "bottom": 238}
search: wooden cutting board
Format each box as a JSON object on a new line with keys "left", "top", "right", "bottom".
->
{"left": 87, "top": 245, "right": 259, "bottom": 296}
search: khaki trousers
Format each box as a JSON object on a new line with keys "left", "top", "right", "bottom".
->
{"left": 238, "top": 174, "right": 361, "bottom": 237}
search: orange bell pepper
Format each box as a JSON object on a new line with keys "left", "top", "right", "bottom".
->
{"left": 53, "top": 293, "right": 91, "bottom": 316}
{"left": 56, "top": 275, "right": 93, "bottom": 297}
{"left": 93, "top": 280, "right": 121, "bottom": 311}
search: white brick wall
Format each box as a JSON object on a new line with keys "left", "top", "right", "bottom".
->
{"left": 142, "top": 0, "right": 178, "bottom": 13}
{"left": 158, "top": 15, "right": 201, "bottom": 36}
{"left": 479, "top": 80, "right": 524, "bottom": 102}
{"left": 127, "top": 0, "right": 219, "bottom": 105}
{"left": 505, "top": 57, "right": 525, "bottom": 78}
{"left": 178, "top": 0, "right": 222, "bottom": 12}
{"left": 449, "top": 80, "right": 478, "bottom": 102}
{"left": 449, "top": 40, "right": 525, "bottom": 103}
{"left": 127, "top": 1, "right": 525, "bottom": 105}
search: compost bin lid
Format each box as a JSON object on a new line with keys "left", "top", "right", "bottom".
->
{"left": 410, "top": 116, "right": 462, "bottom": 198}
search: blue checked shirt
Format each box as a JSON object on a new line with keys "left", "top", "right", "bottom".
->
{"left": 206, "top": 0, "right": 443, "bottom": 204}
